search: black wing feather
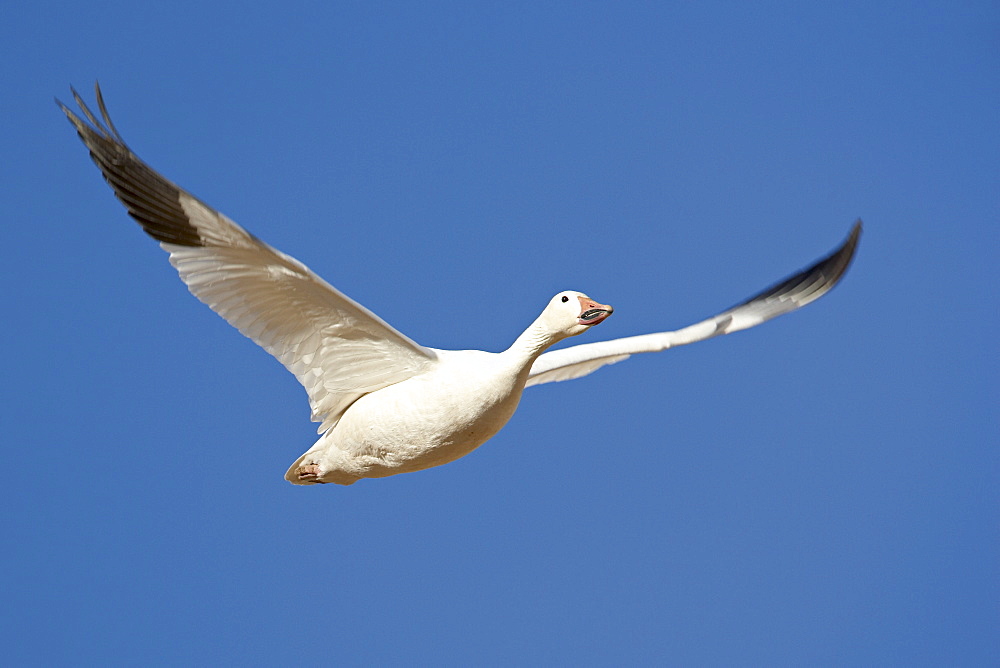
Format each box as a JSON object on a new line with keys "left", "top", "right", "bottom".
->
{"left": 58, "top": 83, "right": 204, "bottom": 247}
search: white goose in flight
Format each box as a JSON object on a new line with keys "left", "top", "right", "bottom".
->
{"left": 60, "top": 84, "right": 861, "bottom": 486}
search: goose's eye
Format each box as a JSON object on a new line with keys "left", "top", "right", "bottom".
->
{"left": 561, "top": 295, "right": 569, "bottom": 303}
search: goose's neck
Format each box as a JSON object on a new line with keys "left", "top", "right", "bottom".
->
{"left": 504, "top": 317, "right": 564, "bottom": 366}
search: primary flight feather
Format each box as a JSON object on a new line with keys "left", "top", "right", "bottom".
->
{"left": 60, "top": 84, "right": 860, "bottom": 486}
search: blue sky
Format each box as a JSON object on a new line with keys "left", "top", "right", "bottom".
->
{"left": 3, "top": 2, "right": 996, "bottom": 665}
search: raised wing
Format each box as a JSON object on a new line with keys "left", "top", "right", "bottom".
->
{"left": 527, "top": 221, "right": 861, "bottom": 387}
{"left": 61, "top": 84, "right": 437, "bottom": 432}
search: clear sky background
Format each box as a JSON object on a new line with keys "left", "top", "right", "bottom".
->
{"left": 3, "top": 2, "right": 996, "bottom": 665}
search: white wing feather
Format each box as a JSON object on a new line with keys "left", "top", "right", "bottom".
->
{"left": 527, "top": 222, "right": 861, "bottom": 387}
{"left": 61, "top": 85, "right": 436, "bottom": 432}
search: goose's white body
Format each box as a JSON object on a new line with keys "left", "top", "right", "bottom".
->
{"left": 61, "top": 85, "right": 861, "bottom": 486}
{"left": 292, "top": 348, "right": 528, "bottom": 484}
{"left": 283, "top": 293, "right": 610, "bottom": 484}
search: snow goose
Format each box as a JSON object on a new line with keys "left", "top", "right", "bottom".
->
{"left": 60, "top": 84, "right": 861, "bottom": 486}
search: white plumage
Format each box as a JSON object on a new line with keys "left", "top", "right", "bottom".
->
{"left": 61, "top": 84, "right": 860, "bottom": 486}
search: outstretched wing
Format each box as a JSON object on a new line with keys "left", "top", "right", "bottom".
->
{"left": 527, "top": 221, "right": 861, "bottom": 387}
{"left": 61, "top": 83, "right": 437, "bottom": 432}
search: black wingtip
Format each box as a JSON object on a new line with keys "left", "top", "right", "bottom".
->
{"left": 824, "top": 218, "right": 863, "bottom": 286}
{"left": 61, "top": 83, "right": 206, "bottom": 247}
{"left": 849, "top": 218, "right": 862, "bottom": 246}
{"left": 726, "top": 220, "right": 863, "bottom": 312}
{"left": 93, "top": 80, "right": 126, "bottom": 144}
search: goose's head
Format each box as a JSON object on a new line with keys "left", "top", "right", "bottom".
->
{"left": 542, "top": 291, "right": 614, "bottom": 338}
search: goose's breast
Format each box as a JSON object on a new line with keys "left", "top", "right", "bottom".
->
{"left": 333, "top": 351, "right": 527, "bottom": 472}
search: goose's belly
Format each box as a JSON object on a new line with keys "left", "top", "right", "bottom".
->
{"left": 325, "top": 363, "right": 525, "bottom": 478}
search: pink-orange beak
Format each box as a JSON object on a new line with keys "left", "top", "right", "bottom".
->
{"left": 577, "top": 296, "right": 614, "bottom": 326}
